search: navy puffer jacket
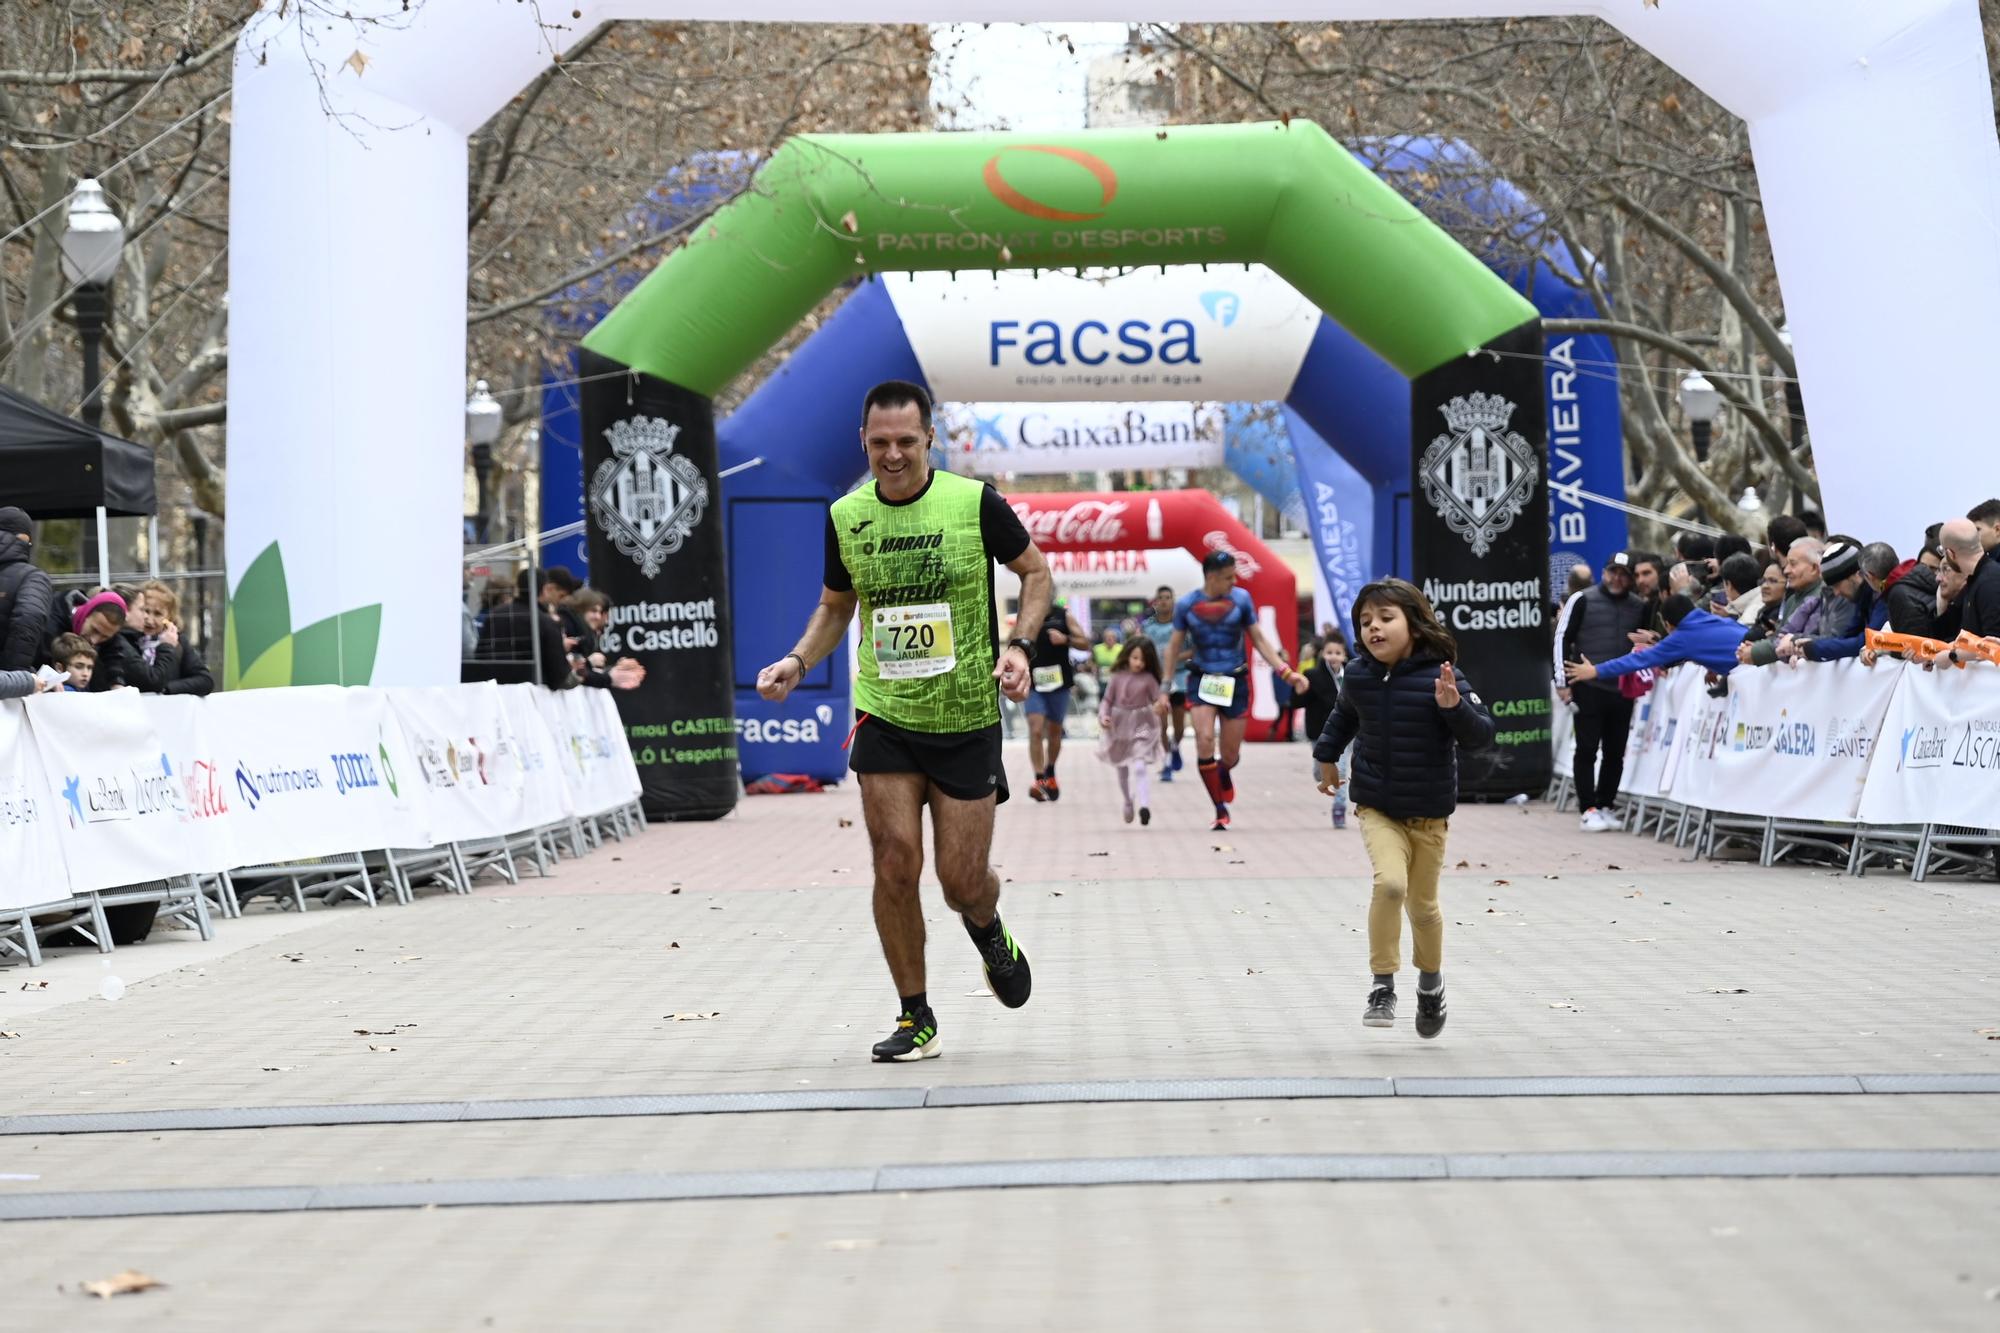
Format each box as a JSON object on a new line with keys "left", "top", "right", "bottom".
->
{"left": 1313, "top": 651, "right": 1496, "bottom": 820}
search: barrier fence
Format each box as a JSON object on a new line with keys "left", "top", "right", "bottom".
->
{"left": 1551, "top": 657, "right": 2000, "bottom": 878}
{"left": 1, "top": 683, "right": 643, "bottom": 963}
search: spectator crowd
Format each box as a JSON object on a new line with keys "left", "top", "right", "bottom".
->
{"left": 1, "top": 505, "right": 215, "bottom": 701}
{"left": 1554, "top": 497, "right": 2000, "bottom": 831}
{"left": 465, "top": 562, "right": 645, "bottom": 693}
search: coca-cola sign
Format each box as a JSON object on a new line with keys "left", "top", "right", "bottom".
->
{"left": 1201, "top": 530, "right": 1262, "bottom": 579}
{"left": 1010, "top": 498, "right": 1129, "bottom": 547}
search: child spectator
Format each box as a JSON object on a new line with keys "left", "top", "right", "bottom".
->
{"left": 49, "top": 633, "right": 96, "bottom": 691}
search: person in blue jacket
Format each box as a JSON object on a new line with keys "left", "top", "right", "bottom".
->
{"left": 1564, "top": 593, "right": 1748, "bottom": 685}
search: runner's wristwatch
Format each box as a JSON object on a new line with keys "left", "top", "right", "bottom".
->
{"left": 1005, "top": 637, "right": 1035, "bottom": 661}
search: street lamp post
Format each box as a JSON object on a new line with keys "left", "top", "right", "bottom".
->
{"left": 465, "top": 379, "right": 503, "bottom": 543}
{"left": 59, "top": 179, "right": 125, "bottom": 431}
{"left": 1677, "top": 371, "right": 1723, "bottom": 463}
{"left": 60, "top": 178, "right": 127, "bottom": 585}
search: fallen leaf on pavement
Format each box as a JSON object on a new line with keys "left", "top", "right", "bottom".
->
{"left": 20, "top": 981, "right": 47, "bottom": 990}
{"left": 1607, "top": 864, "right": 1622, "bottom": 870}
{"left": 826, "top": 1237, "right": 877, "bottom": 1250}
{"left": 394, "top": 956, "right": 423, "bottom": 964}
{"left": 838, "top": 818, "right": 853, "bottom": 828}
{"left": 1703, "top": 988, "right": 1750, "bottom": 995}
{"left": 1543, "top": 874, "right": 1561, "bottom": 880}
{"left": 1088, "top": 851, "right": 1109, "bottom": 858}
{"left": 1455, "top": 860, "right": 1469, "bottom": 869}
{"left": 1978, "top": 1028, "right": 1999, "bottom": 1040}
{"left": 281, "top": 953, "right": 307, "bottom": 963}
{"left": 668, "top": 941, "right": 680, "bottom": 949}
{"left": 671, "top": 886, "right": 682, "bottom": 894}
{"left": 368, "top": 1044, "right": 398, "bottom": 1052}
{"left": 669, "top": 1012, "right": 721, "bottom": 1021}
{"left": 260, "top": 1066, "right": 297, "bottom": 1072}
{"left": 0, "top": 1032, "right": 19, "bottom": 1039}
{"left": 1211, "top": 844, "right": 1233, "bottom": 852}
{"left": 1246, "top": 968, "right": 1263, "bottom": 975}
{"left": 1491, "top": 879, "right": 1510, "bottom": 886}
{"left": 1549, "top": 1001, "right": 1578, "bottom": 1010}
{"left": 80, "top": 1270, "right": 163, "bottom": 1300}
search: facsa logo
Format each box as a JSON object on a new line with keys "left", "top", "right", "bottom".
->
{"left": 989, "top": 319, "right": 1201, "bottom": 368}
{"left": 1199, "top": 291, "right": 1240, "bottom": 327}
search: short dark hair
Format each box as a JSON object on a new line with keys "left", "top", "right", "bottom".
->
{"left": 1155, "top": 585, "right": 1174, "bottom": 597}
{"left": 1201, "top": 550, "right": 1237, "bottom": 573}
{"left": 1860, "top": 542, "right": 1898, "bottom": 581}
{"left": 539, "top": 566, "right": 580, "bottom": 594}
{"left": 1969, "top": 498, "right": 2000, "bottom": 525}
{"left": 1924, "top": 522, "right": 1944, "bottom": 554}
{"left": 1658, "top": 593, "right": 1696, "bottom": 628}
{"left": 1675, "top": 532, "right": 1715, "bottom": 563}
{"left": 1766, "top": 514, "right": 1808, "bottom": 555}
{"left": 1352, "top": 578, "right": 1458, "bottom": 662}
{"left": 1799, "top": 508, "right": 1827, "bottom": 535}
{"left": 1632, "top": 551, "right": 1666, "bottom": 577}
{"left": 1718, "top": 552, "right": 1761, "bottom": 598}
{"left": 50, "top": 632, "right": 94, "bottom": 663}
{"left": 1714, "top": 534, "right": 1753, "bottom": 563}
{"left": 861, "top": 379, "right": 932, "bottom": 432}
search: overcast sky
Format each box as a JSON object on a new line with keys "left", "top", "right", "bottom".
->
{"left": 930, "top": 23, "right": 1131, "bottom": 132}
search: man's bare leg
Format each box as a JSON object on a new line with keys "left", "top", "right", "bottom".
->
{"left": 931, "top": 782, "right": 1030, "bottom": 1007}
{"left": 860, "top": 772, "right": 929, "bottom": 996}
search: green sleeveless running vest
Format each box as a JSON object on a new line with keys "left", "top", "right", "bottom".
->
{"left": 832, "top": 470, "right": 999, "bottom": 733}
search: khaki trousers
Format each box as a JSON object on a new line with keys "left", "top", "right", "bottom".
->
{"left": 1356, "top": 806, "right": 1449, "bottom": 976}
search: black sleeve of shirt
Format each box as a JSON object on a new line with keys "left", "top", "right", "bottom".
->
{"left": 823, "top": 513, "right": 854, "bottom": 593}
{"left": 980, "top": 484, "right": 1031, "bottom": 565}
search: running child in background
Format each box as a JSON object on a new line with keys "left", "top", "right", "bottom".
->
{"left": 1301, "top": 630, "right": 1350, "bottom": 828}
{"left": 1313, "top": 579, "right": 1495, "bottom": 1038}
{"left": 1159, "top": 551, "right": 1310, "bottom": 832}
{"left": 1138, "top": 585, "right": 1188, "bottom": 782}
{"left": 1096, "top": 636, "right": 1166, "bottom": 827}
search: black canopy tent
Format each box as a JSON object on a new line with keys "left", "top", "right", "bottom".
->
{"left": 0, "top": 380, "right": 157, "bottom": 585}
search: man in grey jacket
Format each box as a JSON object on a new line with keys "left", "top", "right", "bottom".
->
{"left": 1553, "top": 551, "right": 1649, "bottom": 831}
{"left": 1739, "top": 537, "right": 1854, "bottom": 667}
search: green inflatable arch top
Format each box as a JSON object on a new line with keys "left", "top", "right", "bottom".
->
{"left": 583, "top": 121, "right": 1536, "bottom": 396}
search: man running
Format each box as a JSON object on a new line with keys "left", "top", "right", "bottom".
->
{"left": 758, "top": 380, "right": 1050, "bottom": 1063}
{"left": 1139, "top": 584, "right": 1189, "bottom": 781}
{"left": 1158, "top": 551, "right": 1309, "bottom": 831}
{"left": 1024, "top": 596, "right": 1090, "bottom": 802}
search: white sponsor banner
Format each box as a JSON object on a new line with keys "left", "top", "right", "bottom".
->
{"left": 0, "top": 701, "right": 70, "bottom": 910}
{"left": 386, "top": 684, "right": 530, "bottom": 843}
{"left": 887, "top": 265, "right": 1320, "bottom": 402}
{"left": 593, "top": 689, "right": 645, "bottom": 809}
{"left": 1618, "top": 668, "right": 1704, "bottom": 800}
{"left": 24, "top": 689, "right": 193, "bottom": 894}
{"left": 1669, "top": 659, "right": 1901, "bottom": 820}
{"left": 503, "top": 684, "right": 576, "bottom": 829}
{"left": 536, "top": 687, "right": 639, "bottom": 817}
{"left": 996, "top": 547, "right": 1204, "bottom": 602}
{"left": 203, "top": 687, "right": 431, "bottom": 867}
{"left": 936, "top": 401, "right": 1225, "bottom": 475}
{"left": 1858, "top": 662, "right": 2000, "bottom": 828}
{"left": 142, "top": 696, "right": 236, "bottom": 875}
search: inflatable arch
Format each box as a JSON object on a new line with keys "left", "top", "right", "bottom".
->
{"left": 227, "top": 2, "right": 1996, "bottom": 806}
{"left": 561, "top": 122, "right": 1553, "bottom": 816}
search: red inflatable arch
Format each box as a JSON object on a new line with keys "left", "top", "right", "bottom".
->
{"left": 1004, "top": 490, "right": 1299, "bottom": 741}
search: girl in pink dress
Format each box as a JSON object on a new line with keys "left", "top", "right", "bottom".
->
{"left": 1097, "top": 637, "right": 1166, "bottom": 825}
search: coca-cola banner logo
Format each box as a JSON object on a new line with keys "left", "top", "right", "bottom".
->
{"left": 1008, "top": 498, "right": 1131, "bottom": 547}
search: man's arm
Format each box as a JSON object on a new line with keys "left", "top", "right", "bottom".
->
{"left": 1160, "top": 628, "right": 1186, "bottom": 691}
{"left": 756, "top": 587, "right": 860, "bottom": 702}
{"left": 1008, "top": 544, "right": 1053, "bottom": 646}
{"left": 1246, "top": 621, "right": 1308, "bottom": 690}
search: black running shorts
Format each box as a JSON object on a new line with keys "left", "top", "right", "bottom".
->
{"left": 849, "top": 715, "right": 1008, "bottom": 805}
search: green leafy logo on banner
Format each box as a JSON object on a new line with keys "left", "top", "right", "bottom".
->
{"left": 224, "top": 542, "right": 383, "bottom": 688}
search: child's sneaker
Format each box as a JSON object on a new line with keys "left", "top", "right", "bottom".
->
{"left": 1415, "top": 984, "right": 1447, "bottom": 1039}
{"left": 1362, "top": 985, "right": 1396, "bottom": 1028}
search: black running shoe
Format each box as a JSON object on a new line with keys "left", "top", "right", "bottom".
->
{"left": 1139, "top": 806, "right": 1151, "bottom": 826}
{"left": 1362, "top": 985, "right": 1396, "bottom": 1028}
{"left": 1415, "top": 985, "right": 1447, "bottom": 1039}
{"left": 871, "top": 1009, "right": 941, "bottom": 1062}
{"left": 977, "top": 917, "right": 1032, "bottom": 1008}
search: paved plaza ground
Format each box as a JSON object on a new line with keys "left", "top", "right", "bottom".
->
{"left": 2, "top": 739, "right": 1997, "bottom": 1330}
